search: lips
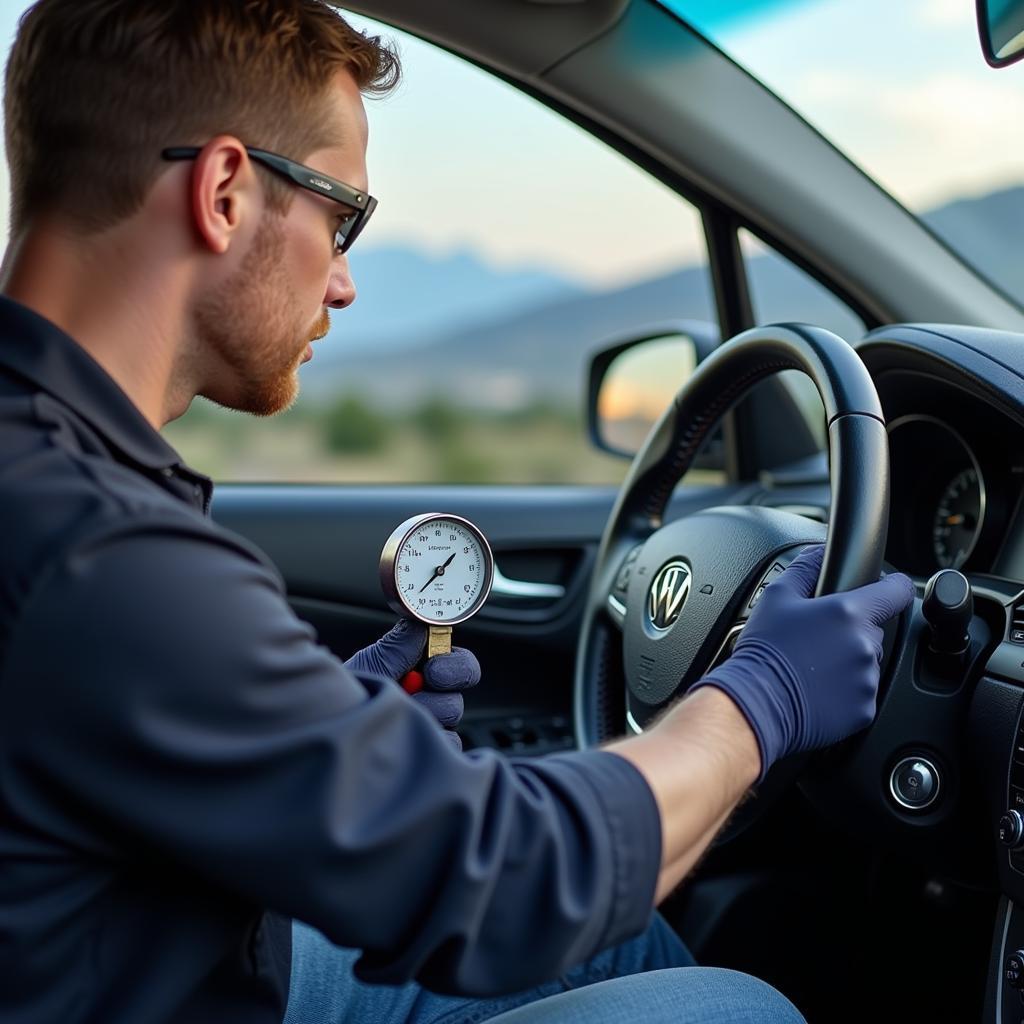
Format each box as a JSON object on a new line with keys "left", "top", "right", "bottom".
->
{"left": 299, "top": 310, "right": 330, "bottom": 365}
{"left": 309, "top": 309, "right": 331, "bottom": 342}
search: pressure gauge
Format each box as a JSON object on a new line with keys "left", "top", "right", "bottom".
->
{"left": 379, "top": 513, "right": 494, "bottom": 657}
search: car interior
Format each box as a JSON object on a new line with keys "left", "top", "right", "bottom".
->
{"left": 8, "top": 0, "right": 1024, "bottom": 1020}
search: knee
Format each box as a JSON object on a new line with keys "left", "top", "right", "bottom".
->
{"left": 486, "top": 966, "right": 806, "bottom": 1024}
{"left": 663, "top": 967, "right": 806, "bottom": 1023}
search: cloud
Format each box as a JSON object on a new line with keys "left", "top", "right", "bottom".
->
{"left": 793, "top": 67, "right": 1024, "bottom": 208}
{"left": 915, "top": 0, "right": 976, "bottom": 30}
{"left": 888, "top": 73, "right": 1013, "bottom": 140}
{"left": 800, "top": 68, "right": 1016, "bottom": 139}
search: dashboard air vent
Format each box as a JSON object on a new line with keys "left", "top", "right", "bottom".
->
{"left": 1011, "top": 602, "right": 1024, "bottom": 645}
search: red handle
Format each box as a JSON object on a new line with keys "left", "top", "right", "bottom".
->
{"left": 400, "top": 670, "right": 424, "bottom": 695}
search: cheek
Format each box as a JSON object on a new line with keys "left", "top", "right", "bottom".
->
{"left": 285, "top": 219, "right": 334, "bottom": 306}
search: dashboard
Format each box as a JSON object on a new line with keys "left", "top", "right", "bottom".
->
{"left": 681, "top": 323, "right": 1024, "bottom": 1021}
{"left": 848, "top": 326, "right": 1024, "bottom": 1024}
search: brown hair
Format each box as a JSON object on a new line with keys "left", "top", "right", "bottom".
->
{"left": 4, "top": 0, "right": 400, "bottom": 235}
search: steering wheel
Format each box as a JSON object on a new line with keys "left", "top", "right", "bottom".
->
{"left": 574, "top": 324, "right": 890, "bottom": 796}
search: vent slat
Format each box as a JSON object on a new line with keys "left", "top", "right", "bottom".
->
{"left": 1011, "top": 601, "right": 1024, "bottom": 644}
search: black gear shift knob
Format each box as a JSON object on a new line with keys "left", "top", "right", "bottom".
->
{"left": 922, "top": 569, "right": 972, "bottom": 655}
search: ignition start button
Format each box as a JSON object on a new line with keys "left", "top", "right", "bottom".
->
{"left": 889, "top": 756, "right": 940, "bottom": 811}
{"left": 1005, "top": 950, "right": 1024, "bottom": 989}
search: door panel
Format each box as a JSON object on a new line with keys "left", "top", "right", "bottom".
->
{"left": 211, "top": 481, "right": 747, "bottom": 752}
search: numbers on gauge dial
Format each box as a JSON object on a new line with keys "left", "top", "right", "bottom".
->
{"left": 932, "top": 466, "right": 983, "bottom": 570}
{"left": 395, "top": 519, "right": 487, "bottom": 621}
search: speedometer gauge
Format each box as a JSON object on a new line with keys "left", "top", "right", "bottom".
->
{"left": 932, "top": 467, "right": 985, "bottom": 569}
{"left": 887, "top": 414, "right": 989, "bottom": 575}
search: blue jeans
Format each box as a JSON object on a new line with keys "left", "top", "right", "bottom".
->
{"left": 283, "top": 915, "right": 805, "bottom": 1024}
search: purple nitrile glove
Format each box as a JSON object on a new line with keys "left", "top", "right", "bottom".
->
{"left": 344, "top": 619, "right": 481, "bottom": 749}
{"left": 690, "top": 544, "right": 914, "bottom": 784}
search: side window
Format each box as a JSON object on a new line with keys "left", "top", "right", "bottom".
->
{"left": 162, "top": 17, "right": 716, "bottom": 484}
{"left": 0, "top": 7, "right": 16, "bottom": 243}
{"left": 739, "top": 229, "right": 866, "bottom": 451}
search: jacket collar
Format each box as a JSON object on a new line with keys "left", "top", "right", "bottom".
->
{"left": 0, "top": 295, "right": 213, "bottom": 512}
{"left": 0, "top": 294, "right": 188, "bottom": 472}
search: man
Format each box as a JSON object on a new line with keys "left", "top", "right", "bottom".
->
{"left": 0, "top": 2, "right": 913, "bottom": 1022}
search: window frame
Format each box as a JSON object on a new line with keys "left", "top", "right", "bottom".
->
{"left": 455, "top": 56, "right": 881, "bottom": 483}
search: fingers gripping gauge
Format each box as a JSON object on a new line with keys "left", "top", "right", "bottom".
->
{"left": 379, "top": 513, "right": 494, "bottom": 658}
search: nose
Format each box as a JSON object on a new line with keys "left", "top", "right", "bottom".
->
{"left": 325, "top": 253, "right": 356, "bottom": 309}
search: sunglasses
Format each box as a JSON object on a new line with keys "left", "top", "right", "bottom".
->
{"left": 162, "top": 145, "right": 377, "bottom": 254}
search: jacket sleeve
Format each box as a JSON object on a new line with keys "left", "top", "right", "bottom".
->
{"left": 2, "top": 516, "right": 661, "bottom": 995}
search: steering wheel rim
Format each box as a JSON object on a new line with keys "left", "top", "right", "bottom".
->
{"left": 574, "top": 323, "right": 890, "bottom": 752}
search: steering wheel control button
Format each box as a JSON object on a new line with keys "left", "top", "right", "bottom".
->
{"left": 1005, "top": 951, "right": 1024, "bottom": 989}
{"left": 614, "top": 546, "right": 642, "bottom": 593}
{"left": 999, "top": 811, "right": 1024, "bottom": 849}
{"left": 889, "top": 756, "right": 940, "bottom": 811}
{"left": 748, "top": 562, "right": 785, "bottom": 610}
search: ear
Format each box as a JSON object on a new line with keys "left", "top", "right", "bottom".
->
{"left": 188, "top": 136, "right": 257, "bottom": 255}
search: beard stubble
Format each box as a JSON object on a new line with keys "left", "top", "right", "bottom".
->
{"left": 195, "top": 216, "right": 330, "bottom": 417}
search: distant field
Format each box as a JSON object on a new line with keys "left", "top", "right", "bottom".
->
{"left": 163, "top": 393, "right": 725, "bottom": 487}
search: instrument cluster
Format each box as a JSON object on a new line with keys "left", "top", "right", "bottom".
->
{"left": 878, "top": 372, "right": 1024, "bottom": 578}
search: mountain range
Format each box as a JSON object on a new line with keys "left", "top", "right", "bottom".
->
{"left": 298, "top": 185, "right": 1024, "bottom": 409}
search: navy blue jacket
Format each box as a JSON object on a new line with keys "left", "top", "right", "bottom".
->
{"left": 0, "top": 296, "right": 661, "bottom": 1023}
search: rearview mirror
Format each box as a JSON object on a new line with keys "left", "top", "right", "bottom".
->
{"left": 978, "top": 0, "right": 1024, "bottom": 67}
{"left": 587, "top": 321, "right": 719, "bottom": 462}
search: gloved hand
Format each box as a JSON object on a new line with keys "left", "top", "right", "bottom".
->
{"left": 691, "top": 544, "right": 914, "bottom": 783}
{"left": 344, "top": 619, "right": 480, "bottom": 749}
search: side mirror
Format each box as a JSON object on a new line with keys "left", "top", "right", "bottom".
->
{"left": 586, "top": 321, "right": 721, "bottom": 465}
{"left": 978, "top": 0, "right": 1024, "bottom": 67}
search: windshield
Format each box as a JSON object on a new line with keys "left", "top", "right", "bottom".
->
{"left": 663, "top": 0, "right": 1024, "bottom": 310}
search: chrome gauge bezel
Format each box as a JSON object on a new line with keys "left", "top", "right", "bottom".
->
{"left": 886, "top": 414, "right": 987, "bottom": 571}
{"left": 379, "top": 512, "right": 494, "bottom": 626}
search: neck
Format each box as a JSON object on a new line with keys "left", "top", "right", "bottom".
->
{"left": 1, "top": 224, "right": 198, "bottom": 428}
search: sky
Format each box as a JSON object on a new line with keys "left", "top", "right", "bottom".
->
{"left": 340, "top": 10, "right": 705, "bottom": 286}
{"left": 0, "top": 0, "right": 1020, "bottom": 287}
{"left": 0, "top": 0, "right": 13, "bottom": 249}
{"left": 702, "top": 0, "right": 1024, "bottom": 211}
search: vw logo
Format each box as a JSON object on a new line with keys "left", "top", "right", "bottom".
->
{"left": 648, "top": 561, "right": 691, "bottom": 630}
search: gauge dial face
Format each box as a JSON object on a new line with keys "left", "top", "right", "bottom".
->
{"left": 932, "top": 467, "right": 984, "bottom": 569}
{"left": 381, "top": 515, "right": 493, "bottom": 625}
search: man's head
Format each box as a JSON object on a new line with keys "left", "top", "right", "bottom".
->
{"left": 3, "top": 0, "right": 400, "bottom": 418}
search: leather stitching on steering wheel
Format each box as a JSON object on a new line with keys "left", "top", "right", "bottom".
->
{"left": 642, "top": 357, "right": 801, "bottom": 520}
{"left": 592, "top": 623, "right": 625, "bottom": 743}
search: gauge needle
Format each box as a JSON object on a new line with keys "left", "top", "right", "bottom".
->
{"left": 420, "top": 552, "right": 457, "bottom": 593}
{"left": 946, "top": 514, "right": 964, "bottom": 526}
